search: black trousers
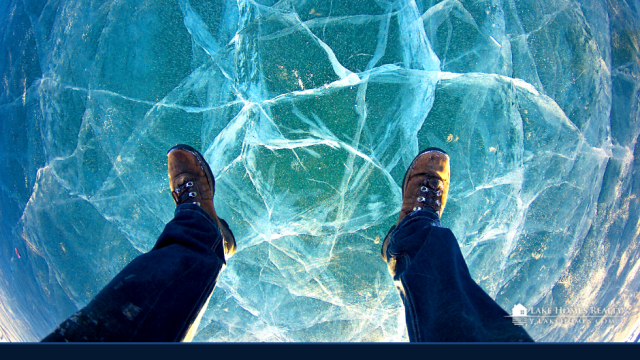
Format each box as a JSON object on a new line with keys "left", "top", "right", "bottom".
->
{"left": 43, "top": 205, "right": 533, "bottom": 342}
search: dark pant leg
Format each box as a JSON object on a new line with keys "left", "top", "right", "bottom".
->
{"left": 383, "top": 210, "right": 533, "bottom": 342}
{"left": 41, "top": 203, "right": 227, "bottom": 342}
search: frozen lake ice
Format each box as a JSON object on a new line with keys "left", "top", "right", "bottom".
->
{"left": 1, "top": 0, "right": 640, "bottom": 342}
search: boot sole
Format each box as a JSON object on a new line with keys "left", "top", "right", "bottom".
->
{"left": 167, "top": 144, "right": 237, "bottom": 258}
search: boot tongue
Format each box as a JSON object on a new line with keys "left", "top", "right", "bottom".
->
{"left": 426, "top": 177, "right": 444, "bottom": 190}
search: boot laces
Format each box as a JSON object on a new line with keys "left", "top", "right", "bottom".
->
{"left": 412, "top": 177, "right": 443, "bottom": 215}
{"left": 172, "top": 180, "right": 201, "bottom": 206}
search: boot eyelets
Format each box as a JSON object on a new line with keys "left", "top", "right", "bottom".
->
{"left": 435, "top": 200, "right": 440, "bottom": 205}
{"left": 413, "top": 206, "right": 422, "bottom": 211}
{"left": 193, "top": 202, "right": 201, "bottom": 206}
{"left": 417, "top": 196, "right": 426, "bottom": 202}
{"left": 186, "top": 181, "right": 194, "bottom": 187}
{"left": 421, "top": 186, "right": 428, "bottom": 192}
{"left": 189, "top": 192, "right": 197, "bottom": 197}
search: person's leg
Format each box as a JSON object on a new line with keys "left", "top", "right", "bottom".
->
{"left": 42, "top": 204, "right": 227, "bottom": 342}
{"left": 382, "top": 148, "right": 533, "bottom": 342}
{"left": 382, "top": 209, "right": 533, "bottom": 342}
{"left": 42, "top": 144, "right": 236, "bottom": 342}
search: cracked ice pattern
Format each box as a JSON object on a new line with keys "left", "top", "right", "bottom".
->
{"left": 1, "top": 0, "right": 640, "bottom": 342}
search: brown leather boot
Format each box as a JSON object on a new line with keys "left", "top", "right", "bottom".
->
{"left": 382, "top": 147, "right": 450, "bottom": 262}
{"left": 397, "top": 147, "right": 450, "bottom": 223}
{"left": 167, "top": 144, "right": 236, "bottom": 259}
